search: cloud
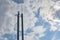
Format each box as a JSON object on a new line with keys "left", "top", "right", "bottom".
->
{"left": 0, "top": 0, "right": 10, "bottom": 27}
{"left": 0, "top": 0, "right": 18, "bottom": 34}
{"left": 24, "top": 35, "right": 34, "bottom": 40}
{"left": 33, "top": 26, "right": 46, "bottom": 34}
{"left": 23, "top": 26, "right": 46, "bottom": 40}
{"left": 40, "top": 0, "right": 60, "bottom": 24}
{"left": 4, "top": 38, "right": 8, "bottom": 40}
{"left": 23, "top": 6, "right": 38, "bottom": 31}
{"left": 50, "top": 26, "right": 57, "bottom": 32}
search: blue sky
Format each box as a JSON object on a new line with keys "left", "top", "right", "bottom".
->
{"left": 12, "top": 0, "right": 24, "bottom": 4}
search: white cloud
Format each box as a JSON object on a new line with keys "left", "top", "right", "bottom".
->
{"left": 33, "top": 26, "right": 46, "bottom": 35}
{"left": 50, "top": 26, "right": 57, "bottom": 32}
{"left": 23, "top": 8, "right": 38, "bottom": 31}
{"left": 23, "top": 26, "right": 46, "bottom": 40}
{"left": 4, "top": 38, "right": 8, "bottom": 40}
{"left": 0, "top": 0, "right": 19, "bottom": 34}
{"left": 57, "top": 27, "right": 60, "bottom": 31}
{"left": 39, "top": 0, "right": 60, "bottom": 25}
{"left": 24, "top": 35, "right": 35, "bottom": 40}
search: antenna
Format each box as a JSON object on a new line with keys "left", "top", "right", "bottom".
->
{"left": 17, "top": 11, "right": 24, "bottom": 40}
{"left": 17, "top": 0, "right": 24, "bottom": 40}
{"left": 21, "top": 13, "right": 24, "bottom": 40}
{"left": 17, "top": 11, "right": 19, "bottom": 40}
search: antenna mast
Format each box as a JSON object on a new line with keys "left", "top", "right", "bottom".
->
{"left": 17, "top": 11, "right": 19, "bottom": 40}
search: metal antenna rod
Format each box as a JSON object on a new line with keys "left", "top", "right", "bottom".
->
{"left": 21, "top": 13, "right": 24, "bottom": 40}
{"left": 17, "top": 11, "right": 24, "bottom": 40}
{"left": 17, "top": 11, "right": 19, "bottom": 40}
